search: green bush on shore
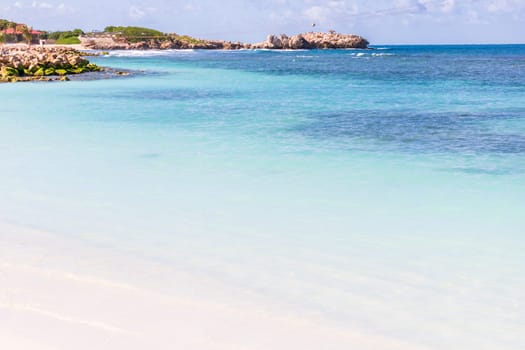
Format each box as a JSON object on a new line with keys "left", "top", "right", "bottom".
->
{"left": 104, "top": 26, "right": 167, "bottom": 43}
{"left": 104, "top": 26, "right": 163, "bottom": 38}
{"left": 43, "top": 29, "right": 83, "bottom": 44}
{"left": 55, "top": 36, "right": 81, "bottom": 45}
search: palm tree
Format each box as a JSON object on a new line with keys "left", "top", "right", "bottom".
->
{"left": 7, "top": 22, "right": 17, "bottom": 43}
{"left": 22, "top": 25, "right": 32, "bottom": 47}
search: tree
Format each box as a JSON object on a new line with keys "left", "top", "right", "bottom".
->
{"left": 0, "top": 32, "right": 5, "bottom": 47}
{"left": 0, "top": 19, "right": 16, "bottom": 31}
{"left": 21, "top": 25, "right": 32, "bottom": 47}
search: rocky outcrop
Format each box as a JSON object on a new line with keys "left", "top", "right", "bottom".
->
{"left": 0, "top": 46, "right": 102, "bottom": 82}
{"left": 79, "top": 31, "right": 368, "bottom": 50}
{"left": 252, "top": 32, "right": 369, "bottom": 49}
{"left": 80, "top": 34, "right": 249, "bottom": 50}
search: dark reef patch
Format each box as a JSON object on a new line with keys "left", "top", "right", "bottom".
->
{"left": 293, "top": 110, "right": 525, "bottom": 154}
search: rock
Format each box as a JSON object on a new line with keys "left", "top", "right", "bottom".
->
{"left": 266, "top": 35, "right": 283, "bottom": 49}
{"left": 289, "top": 34, "right": 311, "bottom": 49}
{"left": 252, "top": 31, "right": 368, "bottom": 50}
{"left": 0, "top": 46, "right": 102, "bottom": 82}
{"left": 79, "top": 30, "right": 368, "bottom": 51}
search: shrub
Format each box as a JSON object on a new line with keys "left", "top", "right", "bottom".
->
{"left": 55, "top": 36, "right": 81, "bottom": 44}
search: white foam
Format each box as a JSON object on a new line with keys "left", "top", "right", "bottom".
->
{"left": 106, "top": 49, "right": 196, "bottom": 57}
{"left": 253, "top": 49, "right": 308, "bottom": 53}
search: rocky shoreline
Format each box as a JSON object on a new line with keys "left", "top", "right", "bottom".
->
{"left": 80, "top": 31, "right": 369, "bottom": 50}
{"left": 1, "top": 31, "right": 369, "bottom": 83}
{"left": 0, "top": 46, "right": 102, "bottom": 82}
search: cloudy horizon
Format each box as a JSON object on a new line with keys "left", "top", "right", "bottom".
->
{"left": 1, "top": 0, "right": 524, "bottom": 44}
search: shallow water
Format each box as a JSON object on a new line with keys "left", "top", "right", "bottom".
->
{"left": 1, "top": 45, "right": 524, "bottom": 348}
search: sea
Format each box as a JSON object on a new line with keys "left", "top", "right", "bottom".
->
{"left": 1, "top": 45, "right": 524, "bottom": 348}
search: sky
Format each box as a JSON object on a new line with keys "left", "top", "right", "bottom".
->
{"left": 1, "top": 0, "right": 524, "bottom": 44}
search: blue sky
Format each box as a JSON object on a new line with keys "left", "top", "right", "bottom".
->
{"left": 1, "top": 0, "right": 524, "bottom": 43}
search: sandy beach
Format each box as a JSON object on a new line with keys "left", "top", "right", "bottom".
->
{"left": 0, "top": 220, "right": 421, "bottom": 350}
{"left": 2, "top": 43, "right": 85, "bottom": 50}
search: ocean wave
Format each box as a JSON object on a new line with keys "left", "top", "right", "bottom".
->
{"left": 105, "top": 49, "right": 196, "bottom": 57}
{"left": 253, "top": 49, "right": 309, "bottom": 53}
{"left": 347, "top": 52, "right": 395, "bottom": 57}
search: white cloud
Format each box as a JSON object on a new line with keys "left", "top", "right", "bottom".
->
{"left": 303, "top": 5, "right": 331, "bottom": 22}
{"left": 301, "top": 1, "right": 359, "bottom": 24}
{"left": 184, "top": 3, "right": 202, "bottom": 12}
{"left": 327, "top": 0, "right": 345, "bottom": 10}
{"left": 7, "top": 1, "right": 58, "bottom": 10}
{"left": 419, "top": 0, "right": 456, "bottom": 13}
{"left": 128, "top": 5, "right": 156, "bottom": 19}
{"left": 393, "top": 0, "right": 456, "bottom": 14}
{"left": 486, "top": 0, "right": 521, "bottom": 13}
{"left": 32, "top": 1, "right": 53, "bottom": 8}
{"left": 129, "top": 5, "right": 145, "bottom": 19}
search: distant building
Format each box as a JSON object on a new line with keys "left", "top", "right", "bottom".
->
{"left": 1, "top": 24, "right": 43, "bottom": 43}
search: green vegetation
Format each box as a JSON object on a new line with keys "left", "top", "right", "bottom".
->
{"left": 44, "top": 29, "right": 83, "bottom": 44}
{"left": 174, "top": 35, "right": 205, "bottom": 45}
{"left": 55, "top": 36, "right": 81, "bottom": 44}
{"left": 21, "top": 25, "right": 32, "bottom": 45}
{"left": 105, "top": 26, "right": 163, "bottom": 36}
{"left": 102, "top": 26, "right": 206, "bottom": 45}
{"left": 0, "top": 19, "right": 17, "bottom": 30}
{"left": 104, "top": 26, "right": 164, "bottom": 42}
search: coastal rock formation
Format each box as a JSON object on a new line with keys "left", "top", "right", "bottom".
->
{"left": 252, "top": 32, "right": 369, "bottom": 49}
{"left": 80, "top": 33, "right": 247, "bottom": 50}
{"left": 79, "top": 31, "right": 369, "bottom": 50}
{"left": 0, "top": 46, "right": 102, "bottom": 82}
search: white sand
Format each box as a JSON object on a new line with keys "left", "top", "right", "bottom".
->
{"left": 0, "top": 221, "right": 422, "bottom": 350}
{"left": 2, "top": 43, "right": 86, "bottom": 50}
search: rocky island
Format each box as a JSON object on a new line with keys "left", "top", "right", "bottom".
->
{"left": 0, "top": 46, "right": 102, "bottom": 82}
{"left": 252, "top": 32, "right": 369, "bottom": 49}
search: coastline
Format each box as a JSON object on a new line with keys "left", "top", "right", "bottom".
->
{"left": 0, "top": 220, "right": 419, "bottom": 350}
{"left": 1, "top": 43, "right": 85, "bottom": 50}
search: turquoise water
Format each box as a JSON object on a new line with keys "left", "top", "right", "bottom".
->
{"left": 1, "top": 46, "right": 524, "bottom": 348}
